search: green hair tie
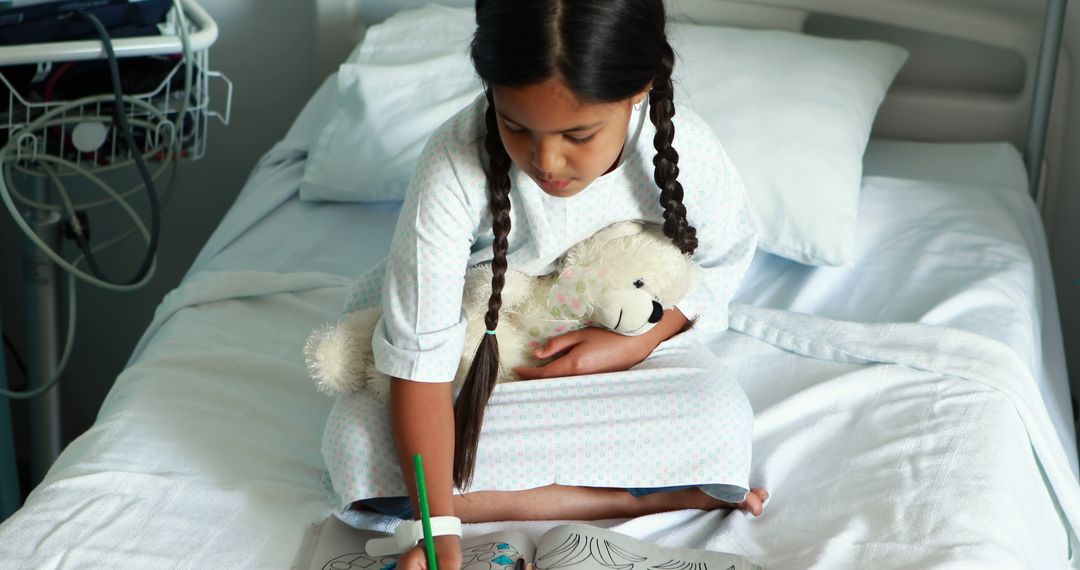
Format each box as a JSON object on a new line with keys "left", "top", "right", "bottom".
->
{"left": 485, "top": 329, "right": 497, "bottom": 335}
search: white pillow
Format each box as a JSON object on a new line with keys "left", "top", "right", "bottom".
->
{"left": 299, "top": 5, "right": 481, "bottom": 202}
{"left": 669, "top": 25, "right": 908, "bottom": 265}
{"left": 300, "top": 6, "right": 908, "bottom": 266}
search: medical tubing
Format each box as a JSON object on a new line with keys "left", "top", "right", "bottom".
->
{"left": 0, "top": 105, "right": 179, "bottom": 281}
{"left": 5, "top": 117, "right": 173, "bottom": 211}
{"left": 0, "top": 152, "right": 156, "bottom": 292}
{"left": 0, "top": 155, "right": 150, "bottom": 395}
{"left": 5, "top": 113, "right": 172, "bottom": 205}
{"left": 4, "top": 153, "right": 161, "bottom": 247}
{"left": 76, "top": 158, "right": 180, "bottom": 260}
{"left": 0, "top": 157, "right": 154, "bottom": 397}
{"left": 0, "top": 117, "right": 170, "bottom": 289}
{"left": 38, "top": 163, "right": 100, "bottom": 278}
{"left": 43, "top": 164, "right": 78, "bottom": 232}
{"left": 43, "top": 162, "right": 114, "bottom": 282}
{"left": 72, "top": 9, "right": 161, "bottom": 286}
{"left": 78, "top": 159, "right": 180, "bottom": 260}
{"left": 101, "top": 0, "right": 192, "bottom": 237}
{"left": 8, "top": 122, "right": 171, "bottom": 205}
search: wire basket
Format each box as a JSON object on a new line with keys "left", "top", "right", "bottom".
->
{"left": 0, "top": 0, "right": 231, "bottom": 173}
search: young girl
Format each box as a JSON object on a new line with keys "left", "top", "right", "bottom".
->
{"left": 321, "top": 1, "right": 767, "bottom": 568}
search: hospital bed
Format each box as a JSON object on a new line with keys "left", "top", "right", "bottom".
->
{"left": 0, "top": 0, "right": 1078, "bottom": 568}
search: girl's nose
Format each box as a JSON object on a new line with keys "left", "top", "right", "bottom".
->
{"left": 532, "top": 138, "right": 565, "bottom": 174}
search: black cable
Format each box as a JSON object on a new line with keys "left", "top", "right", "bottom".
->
{"left": 2, "top": 331, "right": 28, "bottom": 387}
{"left": 67, "top": 10, "right": 162, "bottom": 286}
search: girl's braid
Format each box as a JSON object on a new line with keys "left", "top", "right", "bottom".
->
{"left": 649, "top": 42, "right": 698, "bottom": 255}
{"left": 453, "top": 88, "right": 513, "bottom": 489}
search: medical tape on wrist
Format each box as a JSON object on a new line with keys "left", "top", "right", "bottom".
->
{"left": 365, "top": 516, "right": 463, "bottom": 556}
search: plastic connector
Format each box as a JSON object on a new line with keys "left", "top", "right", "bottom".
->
{"left": 62, "top": 210, "right": 89, "bottom": 241}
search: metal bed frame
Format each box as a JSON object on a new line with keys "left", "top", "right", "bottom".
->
{"left": 1027, "top": 0, "right": 1069, "bottom": 200}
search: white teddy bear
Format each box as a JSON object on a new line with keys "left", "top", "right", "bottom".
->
{"left": 304, "top": 221, "right": 702, "bottom": 400}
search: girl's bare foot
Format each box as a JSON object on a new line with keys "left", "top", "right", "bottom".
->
{"left": 727, "top": 487, "right": 769, "bottom": 516}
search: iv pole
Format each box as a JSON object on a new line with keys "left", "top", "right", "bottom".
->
{"left": 22, "top": 174, "right": 63, "bottom": 484}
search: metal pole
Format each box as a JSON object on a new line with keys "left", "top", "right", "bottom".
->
{"left": 21, "top": 173, "right": 62, "bottom": 486}
{"left": 1025, "top": 0, "right": 1069, "bottom": 200}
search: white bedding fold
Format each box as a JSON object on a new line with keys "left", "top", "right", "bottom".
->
{"left": 727, "top": 304, "right": 1080, "bottom": 562}
{"left": 124, "top": 270, "right": 350, "bottom": 368}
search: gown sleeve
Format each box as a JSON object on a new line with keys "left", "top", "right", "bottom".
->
{"left": 371, "top": 129, "right": 482, "bottom": 382}
{"left": 671, "top": 121, "right": 758, "bottom": 334}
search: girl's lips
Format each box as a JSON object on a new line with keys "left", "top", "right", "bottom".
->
{"left": 538, "top": 177, "right": 571, "bottom": 191}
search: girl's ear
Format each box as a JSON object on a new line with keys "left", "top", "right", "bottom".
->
{"left": 635, "top": 82, "right": 653, "bottom": 105}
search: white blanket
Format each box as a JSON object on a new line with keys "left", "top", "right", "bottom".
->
{"left": 722, "top": 305, "right": 1079, "bottom": 567}
{"left": 1, "top": 270, "right": 1076, "bottom": 569}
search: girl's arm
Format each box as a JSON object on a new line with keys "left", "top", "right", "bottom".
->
{"left": 391, "top": 378, "right": 464, "bottom": 570}
{"left": 513, "top": 308, "right": 688, "bottom": 380}
{"left": 666, "top": 124, "right": 757, "bottom": 335}
{"left": 390, "top": 378, "right": 456, "bottom": 517}
{"left": 638, "top": 307, "right": 691, "bottom": 346}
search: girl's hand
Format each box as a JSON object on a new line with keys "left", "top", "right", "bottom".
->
{"left": 512, "top": 327, "right": 655, "bottom": 380}
{"left": 397, "top": 535, "right": 462, "bottom": 570}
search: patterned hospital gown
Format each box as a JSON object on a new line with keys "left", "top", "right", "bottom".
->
{"left": 322, "top": 93, "right": 758, "bottom": 509}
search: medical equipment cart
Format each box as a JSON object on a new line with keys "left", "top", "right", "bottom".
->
{"left": 0, "top": 0, "right": 231, "bottom": 496}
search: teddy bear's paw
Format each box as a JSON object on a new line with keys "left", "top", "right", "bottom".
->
{"left": 305, "top": 321, "right": 368, "bottom": 395}
{"left": 500, "top": 270, "right": 535, "bottom": 309}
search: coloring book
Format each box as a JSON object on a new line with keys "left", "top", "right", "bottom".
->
{"left": 293, "top": 516, "right": 763, "bottom": 570}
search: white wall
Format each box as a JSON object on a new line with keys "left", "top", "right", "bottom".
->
{"left": 0, "top": 0, "right": 325, "bottom": 490}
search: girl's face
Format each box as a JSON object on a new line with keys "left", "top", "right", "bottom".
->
{"left": 491, "top": 77, "right": 647, "bottom": 198}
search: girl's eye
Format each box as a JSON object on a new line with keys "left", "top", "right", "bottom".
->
{"left": 567, "top": 133, "right": 595, "bottom": 145}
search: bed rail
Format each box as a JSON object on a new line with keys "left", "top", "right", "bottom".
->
{"left": 1027, "top": 0, "right": 1068, "bottom": 200}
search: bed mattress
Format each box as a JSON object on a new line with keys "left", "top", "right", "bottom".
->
{"left": 0, "top": 75, "right": 1075, "bottom": 569}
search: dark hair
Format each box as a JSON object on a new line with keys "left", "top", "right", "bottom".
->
{"left": 454, "top": 0, "right": 698, "bottom": 489}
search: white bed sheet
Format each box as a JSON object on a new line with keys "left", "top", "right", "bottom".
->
{"left": 1, "top": 74, "right": 1076, "bottom": 568}
{"left": 1, "top": 268, "right": 1074, "bottom": 568}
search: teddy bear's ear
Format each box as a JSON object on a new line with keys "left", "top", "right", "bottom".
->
{"left": 563, "top": 221, "right": 646, "bottom": 266}
{"left": 591, "top": 221, "right": 645, "bottom": 244}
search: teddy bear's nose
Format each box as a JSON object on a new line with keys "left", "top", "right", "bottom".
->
{"left": 648, "top": 300, "right": 663, "bottom": 323}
